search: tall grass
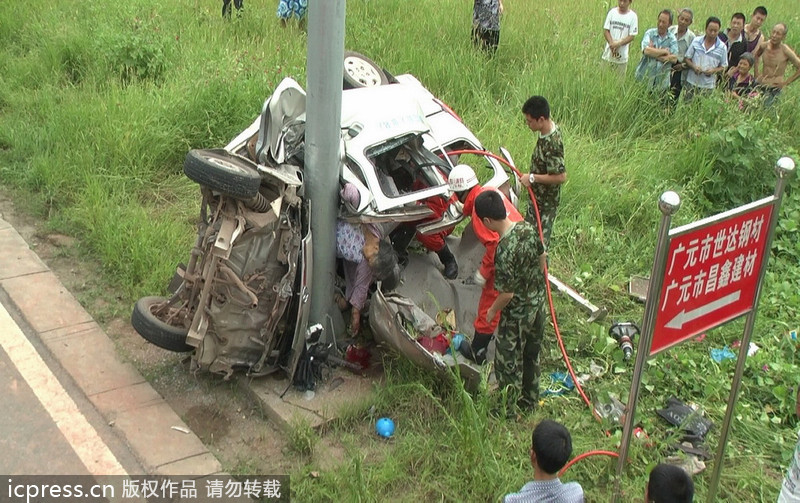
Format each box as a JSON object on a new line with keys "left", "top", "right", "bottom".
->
{"left": 2, "top": 0, "right": 800, "bottom": 500}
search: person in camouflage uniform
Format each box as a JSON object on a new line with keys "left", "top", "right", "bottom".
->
{"left": 518, "top": 96, "right": 566, "bottom": 378}
{"left": 472, "top": 0, "right": 504, "bottom": 53}
{"left": 474, "top": 190, "right": 546, "bottom": 413}
{"left": 519, "top": 96, "right": 566, "bottom": 248}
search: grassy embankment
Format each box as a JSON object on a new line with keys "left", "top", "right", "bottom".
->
{"left": 1, "top": 1, "right": 799, "bottom": 500}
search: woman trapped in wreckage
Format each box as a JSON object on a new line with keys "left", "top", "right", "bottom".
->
{"left": 335, "top": 183, "right": 399, "bottom": 336}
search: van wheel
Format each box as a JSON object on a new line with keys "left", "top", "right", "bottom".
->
{"left": 184, "top": 149, "right": 262, "bottom": 200}
{"left": 343, "top": 51, "right": 389, "bottom": 89}
{"left": 131, "top": 296, "right": 194, "bottom": 353}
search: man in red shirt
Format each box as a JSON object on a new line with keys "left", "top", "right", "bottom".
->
{"left": 447, "top": 165, "right": 523, "bottom": 364}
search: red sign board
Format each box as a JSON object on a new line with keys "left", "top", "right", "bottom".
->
{"left": 650, "top": 201, "right": 774, "bottom": 355}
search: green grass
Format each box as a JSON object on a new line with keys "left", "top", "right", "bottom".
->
{"left": 2, "top": 0, "right": 800, "bottom": 500}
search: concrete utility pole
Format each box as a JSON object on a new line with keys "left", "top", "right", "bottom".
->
{"left": 305, "top": 0, "right": 346, "bottom": 341}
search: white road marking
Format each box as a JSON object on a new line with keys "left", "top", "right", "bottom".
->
{"left": 0, "top": 302, "right": 127, "bottom": 476}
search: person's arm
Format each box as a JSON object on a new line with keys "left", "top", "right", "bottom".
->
{"left": 641, "top": 31, "right": 668, "bottom": 58}
{"left": 705, "top": 64, "right": 726, "bottom": 76}
{"left": 618, "top": 34, "right": 635, "bottom": 48}
{"left": 662, "top": 39, "right": 680, "bottom": 64}
{"left": 520, "top": 171, "right": 566, "bottom": 188}
{"left": 684, "top": 56, "right": 699, "bottom": 74}
{"left": 604, "top": 29, "right": 616, "bottom": 48}
{"left": 487, "top": 292, "right": 513, "bottom": 323}
{"left": 780, "top": 45, "right": 800, "bottom": 88}
{"left": 477, "top": 241, "right": 497, "bottom": 286}
{"left": 753, "top": 41, "right": 764, "bottom": 79}
{"left": 683, "top": 42, "right": 698, "bottom": 73}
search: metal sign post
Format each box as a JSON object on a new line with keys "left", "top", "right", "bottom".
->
{"left": 613, "top": 191, "right": 681, "bottom": 503}
{"left": 707, "top": 157, "right": 795, "bottom": 501}
{"left": 306, "top": 0, "right": 346, "bottom": 341}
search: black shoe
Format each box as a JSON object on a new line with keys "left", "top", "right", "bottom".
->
{"left": 436, "top": 244, "right": 458, "bottom": 280}
{"left": 458, "top": 332, "right": 492, "bottom": 365}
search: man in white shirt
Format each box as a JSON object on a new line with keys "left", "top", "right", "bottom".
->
{"left": 602, "top": 0, "right": 639, "bottom": 77}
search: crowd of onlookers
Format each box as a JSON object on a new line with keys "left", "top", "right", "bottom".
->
{"left": 472, "top": 1, "right": 799, "bottom": 108}
{"left": 606, "top": 2, "right": 800, "bottom": 108}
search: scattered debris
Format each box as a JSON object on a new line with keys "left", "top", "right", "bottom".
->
{"left": 328, "top": 377, "right": 345, "bottom": 391}
{"left": 627, "top": 275, "right": 649, "bottom": 302}
{"left": 666, "top": 450, "right": 707, "bottom": 475}
{"left": 376, "top": 417, "right": 395, "bottom": 438}
{"left": 656, "top": 396, "right": 713, "bottom": 441}
{"left": 542, "top": 372, "right": 575, "bottom": 396}
{"left": 549, "top": 274, "right": 607, "bottom": 323}
{"left": 710, "top": 346, "right": 736, "bottom": 363}
{"left": 633, "top": 427, "right": 654, "bottom": 447}
{"left": 593, "top": 393, "right": 625, "bottom": 426}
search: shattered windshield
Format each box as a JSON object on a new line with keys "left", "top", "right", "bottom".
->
{"left": 365, "top": 135, "right": 450, "bottom": 199}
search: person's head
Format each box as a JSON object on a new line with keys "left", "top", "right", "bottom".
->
{"left": 447, "top": 164, "right": 478, "bottom": 199}
{"left": 522, "top": 96, "right": 551, "bottom": 133}
{"left": 737, "top": 52, "right": 755, "bottom": 74}
{"left": 750, "top": 6, "right": 768, "bottom": 28}
{"left": 705, "top": 17, "right": 722, "bottom": 40}
{"left": 645, "top": 464, "right": 694, "bottom": 503}
{"left": 530, "top": 420, "right": 573, "bottom": 475}
{"left": 657, "top": 10, "right": 673, "bottom": 35}
{"left": 770, "top": 23, "right": 788, "bottom": 45}
{"left": 474, "top": 190, "right": 507, "bottom": 231}
{"left": 729, "top": 12, "right": 746, "bottom": 35}
{"left": 617, "top": 0, "right": 632, "bottom": 14}
{"left": 366, "top": 239, "right": 399, "bottom": 282}
{"left": 677, "top": 8, "right": 694, "bottom": 30}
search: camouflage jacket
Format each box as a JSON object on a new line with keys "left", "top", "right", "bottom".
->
{"left": 529, "top": 126, "right": 565, "bottom": 217}
{"left": 494, "top": 221, "right": 546, "bottom": 315}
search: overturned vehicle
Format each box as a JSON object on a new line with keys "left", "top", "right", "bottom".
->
{"left": 131, "top": 53, "right": 519, "bottom": 386}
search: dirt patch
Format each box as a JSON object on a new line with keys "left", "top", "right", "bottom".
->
{"left": 0, "top": 190, "right": 345, "bottom": 476}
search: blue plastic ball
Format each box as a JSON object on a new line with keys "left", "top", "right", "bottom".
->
{"left": 376, "top": 417, "right": 395, "bottom": 438}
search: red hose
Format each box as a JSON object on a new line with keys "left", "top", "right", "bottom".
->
{"left": 559, "top": 450, "right": 619, "bottom": 477}
{"left": 444, "top": 149, "right": 597, "bottom": 417}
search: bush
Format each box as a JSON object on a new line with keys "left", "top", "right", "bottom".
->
{"left": 103, "top": 16, "right": 170, "bottom": 84}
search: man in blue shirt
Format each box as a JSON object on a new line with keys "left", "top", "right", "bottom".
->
{"left": 635, "top": 9, "right": 679, "bottom": 95}
{"left": 504, "top": 420, "right": 584, "bottom": 503}
{"left": 684, "top": 16, "right": 728, "bottom": 101}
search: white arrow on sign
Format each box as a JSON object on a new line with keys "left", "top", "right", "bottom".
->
{"left": 665, "top": 290, "right": 741, "bottom": 329}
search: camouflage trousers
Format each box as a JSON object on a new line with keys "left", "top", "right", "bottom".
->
{"left": 495, "top": 296, "right": 545, "bottom": 410}
{"left": 525, "top": 206, "right": 556, "bottom": 249}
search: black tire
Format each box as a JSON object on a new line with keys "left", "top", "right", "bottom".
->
{"left": 184, "top": 149, "right": 262, "bottom": 200}
{"left": 131, "top": 296, "right": 194, "bottom": 353}
{"left": 343, "top": 51, "right": 389, "bottom": 89}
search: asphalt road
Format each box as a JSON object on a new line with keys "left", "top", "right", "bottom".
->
{"left": 0, "top": 298, "right": 139, "bottom": 476}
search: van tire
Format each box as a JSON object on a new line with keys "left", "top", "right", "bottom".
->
{"left": 131, "top": 296, "right": 194, "bottom": 353}
{"left": 184, "top": 149, "right": 262, "bottom": 200}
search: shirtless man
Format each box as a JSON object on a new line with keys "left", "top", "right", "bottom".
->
{"left": 754, "top": 23, "right": 800, "bottom": 106}
{"left": 744, "top": 6, "right": 768, "bottom": 53}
